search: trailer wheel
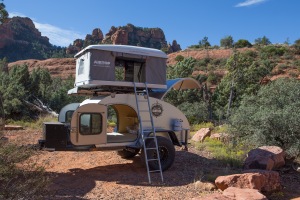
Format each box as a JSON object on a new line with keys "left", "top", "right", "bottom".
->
{"left": 117, "top": 148, "right": 140, "bottom": 159}
{"left": 141, "top": 136, "right": 175, "bottom": 171}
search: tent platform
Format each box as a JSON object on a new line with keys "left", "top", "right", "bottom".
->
{"left": 68, "top": 80, "right": 166, "bottom": 96}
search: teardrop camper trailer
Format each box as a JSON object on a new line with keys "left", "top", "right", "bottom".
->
{"left": 39, "top": 45, "right": 201, "bottom": 183}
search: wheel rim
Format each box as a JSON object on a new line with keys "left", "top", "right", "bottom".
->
{"left": 152, "top": 146, "right": 169, "bottom": 164}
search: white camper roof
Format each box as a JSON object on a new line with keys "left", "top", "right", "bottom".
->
{"left": 75, "top": 45, "right": 168, "bottom": 59}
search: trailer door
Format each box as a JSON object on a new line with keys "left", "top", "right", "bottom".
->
{"left": 70, "top": 104, "right": 107, "bottom": 145}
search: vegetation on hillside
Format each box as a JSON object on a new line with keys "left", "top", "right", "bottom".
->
{"left": 168, "top": 39, "right": 300, "bottom": 158}
{"left": 0, "top": 0, "right": 8, "bottom": 24}
{"left": 0, "top": 60, "right": 85, "bottom": 119}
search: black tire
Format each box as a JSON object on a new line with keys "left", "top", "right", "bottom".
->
{"left": 117, "top": 148, "right": 140, "bottom": 159}
{"left": 141, "top": 136, "right": 175, "bottom": 171}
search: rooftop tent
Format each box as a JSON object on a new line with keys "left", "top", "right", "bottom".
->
{"left": 73, "top": 45, "right": 168, "bottom": 93}
{"left": 149, "top": 78, "right": 202, "bottom": 99}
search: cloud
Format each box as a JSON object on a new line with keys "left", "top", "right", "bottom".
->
{"left": 9, "top": 12, "right": 85, "bottom": 47}
{"left": 34, "top": 22, "right": 84, "bottom": 47}
{"left": 235, "top": 0, "right": 268, "bottom": 7}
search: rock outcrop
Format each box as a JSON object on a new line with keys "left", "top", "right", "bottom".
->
{"left": 194, "top": 187, "right": 267, "bottom": 200}
{"left": 191, "top": 128, "right": 211, "bottom": 142}
{"left": 243, "top": 146, "right": 286, "bottom": 170}
{"left": 103, "top": 24, "right": 168, "bottom": 49}
{"left": 222, "top": 187, "right": 268, "bottom": 200}
{"left": 215, "top": 170, "right": 281, "bottom": 193}
{"left": 0, "top": 17, "right": 52, "bottom": 61}
{"left": 167, "top": 40, "right": 181, "bottom": 53}
{"left": 66, "top": 24, "right": 180, "bottom": 56}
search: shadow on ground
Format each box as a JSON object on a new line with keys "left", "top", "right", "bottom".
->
{"left": 45, "top": 149, "right": 228, "bottom": 199}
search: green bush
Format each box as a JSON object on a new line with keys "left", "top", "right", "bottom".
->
{"left": 207, "top": 72, "right": 218, "bottom": 84}
{"left": 293, "top": 60, "right": 300, "bottom": 67}
{"left": 288, "top": 71, "right": 299, "bottom": 78}
{"left": 229, "top": 78, "right": 300, "bottom": 157}
{"left": 0, "top": 144, "right": 50, "bottom": 199}
{"left": 220, "top": 36, "right": 234, "bottom": 48}
{"left": 235, "top": 39, "right": 252, "bottom": 48}
{"left": 175, "top": 55, "right": 184, "bottom": 62}
{"left": 278, "top": 64, "right": 288, "bottom": 70}
{"left": 178, "top": 102, "right": 209, "bottom": 125}
{"left": 260, "top": 45, "right": 287, "bottom": 58}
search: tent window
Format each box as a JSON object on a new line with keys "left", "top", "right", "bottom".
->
{"left": 115, "top": 58, "right": 145, "bottom": 82}
{"left": 78, "top": 59, "right": 84, "bottom": 75}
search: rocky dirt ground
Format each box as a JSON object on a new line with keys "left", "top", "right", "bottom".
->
{"left": 3, "top": 129, "right": 300, "bottom": 200}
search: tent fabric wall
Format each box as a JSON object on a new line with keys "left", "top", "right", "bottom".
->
{"left": 146, "top": 57, "right": 166, "bottom": 85}
{"left": 74, "top": 46, "right": 167, "bottom": 88}
{"left": 89, "top": 49, "right": 115, "bottom": 81}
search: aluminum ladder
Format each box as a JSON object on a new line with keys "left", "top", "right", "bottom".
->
{"left": 133, "top": 82, "right": 163, "bottom": 183}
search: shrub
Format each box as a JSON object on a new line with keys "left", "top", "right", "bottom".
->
{"left": 254, "top": 36, "right": 271, "bottom": 46}
{"left": 235, "top": 39, "right": 252, "bottom": 48}
{"left": 0, "top": 144, "right": 50, "bottom": 199}
{"left": 292, "top": 38, "right": 300, "bottom": 54}
{"left": 293, "top": 60, "right": 300, "bottom": 67}
{"left": 278, "top": 64, "right": 288, "bottom": 70}
{"left": 288, "top": 71, "right": 299, "bottom": 78}
{"left": 178, "top": 102, "right": 209, "bottom": 125}
{"left": 260, "top": 45, "right": 287, "bottom": 58}
{"left": 220, "top": 36, "right": 234, "bottom": 48}
{"left": 229, "top": 78, "right": 300, "bottom": 157}
{"left": 207, "top": 72, "right": 218, "bottom": 84}
{"left": 175, "top": 55, "right": 184, "bottom": 62}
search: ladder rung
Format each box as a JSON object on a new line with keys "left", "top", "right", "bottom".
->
{"left": 147, "top": 159, "right": 159, "bottom": 162}
{"left": 144, "top": 136, "right": 156, "bottom": 139}
{"left": 142, "top": 131, "right": 152, "bottom": 134}
{"left": 140, "top": 110, "right": 149, "bottom": 112}
{"left": 138, "top": 100, "right": 148, "bottom": 102}
{"left": 149, "top": 170, "right": 161, "bottom": 173}
{"left": 145, "top": 148, "right": 157, "bottom": 150}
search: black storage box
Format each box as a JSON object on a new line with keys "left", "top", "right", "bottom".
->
{"left": 43, "top": 122, "right": 69, "bottom": 149}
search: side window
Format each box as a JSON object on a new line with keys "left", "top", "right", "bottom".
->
{"left": 65, "top": 111, "right": 74, "bottom": 123}
{"left": 79, "top": 113, "right": 103, "bottom": 135}
{"left": 78, "top": 59, "right": 84, "bottom": 75}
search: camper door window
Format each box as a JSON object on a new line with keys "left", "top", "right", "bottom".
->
{"left": 79, "top": 113, "right": 103, "bottom": 135}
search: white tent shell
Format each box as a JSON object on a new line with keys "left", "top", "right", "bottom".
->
{"left": 72, "top": 45, "right": 168, "bottom": 94}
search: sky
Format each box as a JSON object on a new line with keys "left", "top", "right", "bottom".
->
{"left": 4, "top": 0, "right": 300, "bottom": 49}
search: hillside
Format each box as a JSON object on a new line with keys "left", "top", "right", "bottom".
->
{"left": 8, "top": 58, "right": 75, "bottom": 79}
{"left": 9, "top": 47, "right": 300, "bottom": 82}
